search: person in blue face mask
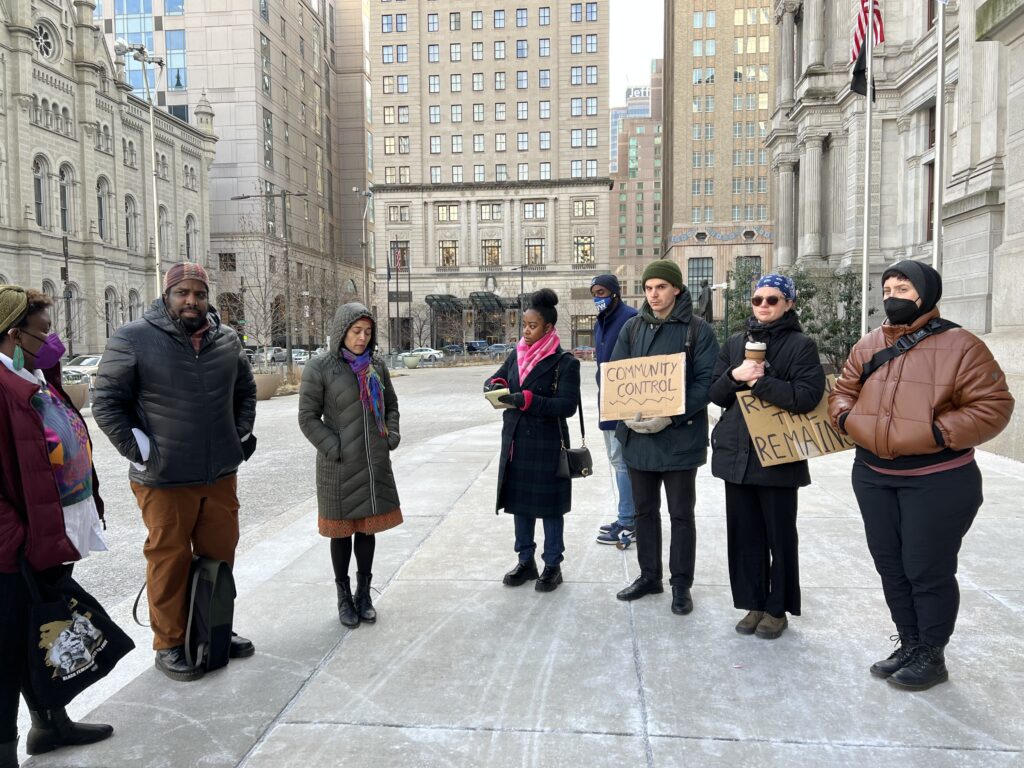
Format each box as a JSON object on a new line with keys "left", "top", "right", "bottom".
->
{"left": 590, "top": 274, "right": 639, "bottom": 546}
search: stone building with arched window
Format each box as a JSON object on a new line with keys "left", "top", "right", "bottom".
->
{"left": 0, "top": 0, "right": 216, "bottom": 354}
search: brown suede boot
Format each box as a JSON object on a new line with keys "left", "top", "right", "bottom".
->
{"left": 735, "top": 610, "right": 765, "bottom": 635}
{"left": 754, "top": 613, "right": 788, "bottom": 639}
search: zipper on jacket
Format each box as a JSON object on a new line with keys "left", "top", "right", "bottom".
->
{"left": 363, "top": 408, "right": 379, "bottom": 516}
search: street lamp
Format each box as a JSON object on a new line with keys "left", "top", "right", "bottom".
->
{"left": 353, "top": 187, "right": 373, "bottom": 306}
{"left": 231, "top": 188, "right": 308, "bottom": 376}
{"left": 114, "top": 39, "right": 164, "bottom": 300}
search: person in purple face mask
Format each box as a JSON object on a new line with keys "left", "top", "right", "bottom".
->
{"left": 0, "top": 285, "right": 113, "bottom": 766}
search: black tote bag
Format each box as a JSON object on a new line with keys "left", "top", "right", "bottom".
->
{"left": 21, "top": 559, "right": 135, "bottom": 709}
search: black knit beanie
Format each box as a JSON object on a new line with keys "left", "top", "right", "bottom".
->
{"left": 882, "top": 260, "right": 942, "bottom": 314}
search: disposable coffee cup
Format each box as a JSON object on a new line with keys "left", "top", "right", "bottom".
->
{"left": 745, "top": 341, "right": 767, "bottom": 362}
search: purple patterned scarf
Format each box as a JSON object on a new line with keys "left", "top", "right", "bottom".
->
{"left": 341, "top": 349, "right": 388, "bottom": 437}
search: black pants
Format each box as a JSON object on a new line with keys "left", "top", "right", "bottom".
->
{"left": 0, "top": 569, "right": 55, "bottom": 743}
{"left": 725, "top": 483, "right": 801, "bottom": 617}
{"left": 628, "top": 468, "right": 698, "bottom": 587}
{"left": 852, "top": 460, "right": 983, "bottom": 647}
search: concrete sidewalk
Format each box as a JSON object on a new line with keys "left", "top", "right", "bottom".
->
{"left": 24, "top": 423, "right": 1024, "bottom": 767}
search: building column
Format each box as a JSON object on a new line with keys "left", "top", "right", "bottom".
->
{"left": 776, "top": 159, "right": 796, "bottom": 267}
{"left": 801, "top": 136, "right": 823, "bottom": 259}
{"left": 461, "top": 200, "right": 469, "bottom": 269}
{"left": 424, "top": 201, "right": 434, "bottom": 270}
{"left": 547, "top": 196, "right": 556, "bottom": 266}
{"left": 806, "top": 0, "right": 824, "bottom": 68}
{"left": 503, "top": 198, "right": 512, "bottom": 271}
{"left": 778, "top": 4, "right": 796, "bottom": 106}
{"left": 829, "top": 135, "right": 849, "bottom": 256}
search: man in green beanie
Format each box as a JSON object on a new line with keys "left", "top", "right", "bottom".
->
{"left": 609, "top": 259, "right": 720, "bottom": 615}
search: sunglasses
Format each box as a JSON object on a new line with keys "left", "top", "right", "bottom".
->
{"left": 750, "top": 295, "right": 782, "bottom": 307}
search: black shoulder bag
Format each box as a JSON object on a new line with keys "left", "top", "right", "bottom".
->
{"left": 553, "top": 353, "right": 593, "bottom": 479}
{"left": 858, "top": 318, "right": 960, "bottom": 384}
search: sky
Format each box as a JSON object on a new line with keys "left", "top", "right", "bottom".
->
{"left": 609, "top": 0, "right": 665, "bottom": 106}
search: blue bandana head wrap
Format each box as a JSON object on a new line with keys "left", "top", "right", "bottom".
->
{"left": 755, "top": 273, "right": 796, "bottom": 301}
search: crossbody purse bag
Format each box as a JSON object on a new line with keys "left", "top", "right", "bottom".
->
{"left": 553, "top": 353, "right": 593, "bottom": 479}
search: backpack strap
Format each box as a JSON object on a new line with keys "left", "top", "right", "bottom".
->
{"left": 628, "top": 314, "right": 703, "bottom": 377}
{"left": 858, "top": 318, "right": 960, "bottom": 385}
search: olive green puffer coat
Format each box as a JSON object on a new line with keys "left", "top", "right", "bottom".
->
{"left": 298, "top": 303, "right": 400, "bottom": 530}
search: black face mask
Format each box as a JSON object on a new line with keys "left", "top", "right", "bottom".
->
{"left": 883, "top": 298, "right": 920, "bottom": 326}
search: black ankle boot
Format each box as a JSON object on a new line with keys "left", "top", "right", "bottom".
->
{"left": 355, "top": 572, "right": 377, "bottom": 624}
{"left": 887, "top": 643, "right": 948, "bottom": 690}
{"left": 335, "top": 577, "right": 360, "bottom": 628}
{"left": 0, "top": 737, "right": 18, "bottom": 768}
{"left": 870, "top": 634, "right": 920, "bottom": 678}
{"left": 26, "top": 708, "right": 114, "bottom": 755}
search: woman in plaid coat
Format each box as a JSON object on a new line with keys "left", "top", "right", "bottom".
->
{"left": 485, "top": 289, "right": 580, "bottom": 593}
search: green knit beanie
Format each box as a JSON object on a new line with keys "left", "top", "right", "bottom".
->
{"left": 0, "top": 285, "right": 28, "bottom": 335}
{"left": 641, "top": 259, "right": 684, "bottom": 290}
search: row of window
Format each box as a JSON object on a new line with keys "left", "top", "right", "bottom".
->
{"left": 30, "top": 155, "right": 198, "bottom": 256}
{"left": 690, "top": 177, "right": 769, "bottom": 195}
{"left": 386, "top": 199, "right": 596, "bottom": 223}
{"left": 395, "top": 129, "right": 597, "bottom": 155}
{"left": 385, "top": 99, "right": 596, "bottom": 124}
{"left": 382, "top": 159, "right": 602, "bottom": 185}
{"left": 690, "top": 205, "right": 769, "bottom": 223}
{"left": 392, "top": 4, "right": 597, "bottom": 32}
{"left": 691, "top": 122, "right": 768, "bottom": 140}
{"left": 387, "top": 35, "right": 598, "bottom": 64}
{"left": 432, "top": 235, "right": 595, "bottom": 269}
{"left": 390, "top": 66, "right": 600, "bottom": 94}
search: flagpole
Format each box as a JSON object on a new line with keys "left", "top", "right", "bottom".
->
{"left": 860, "top": 0, "right": 875, "bottom": 336}
{"left": 932, "top": 1, "right": 946, "bottom": 270}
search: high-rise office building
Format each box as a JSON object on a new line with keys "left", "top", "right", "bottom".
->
{"left": 609, "top": 85, "right": 651, "bottom": 174}
{"left": 662, "top": 0, "right": 775, "bottom": 316}
{"left": 368, "top": 1, "right": 611, "bottom": 349}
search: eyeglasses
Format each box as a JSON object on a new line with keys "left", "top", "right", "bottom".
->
{"left": 750, "top": 295, "right": 782, "bottom": 307}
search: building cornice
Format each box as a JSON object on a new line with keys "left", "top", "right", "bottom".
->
{"left": 371, "top": 178, "right": 614, "bottom": 196}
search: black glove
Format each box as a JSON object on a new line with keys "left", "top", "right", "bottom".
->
{"left": 497, "top": 392, "right": 526, "bottom": 408}
{"left": 484, "top": 380, "right": 506, "bottom": 393}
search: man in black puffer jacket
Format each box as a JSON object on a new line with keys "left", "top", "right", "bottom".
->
{"left": 93, "top": 262, "right": 257, "bottom": 682}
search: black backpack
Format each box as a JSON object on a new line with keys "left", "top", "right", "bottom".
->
{"left": 184, "top": 556, "right": 236, "bottom": 671}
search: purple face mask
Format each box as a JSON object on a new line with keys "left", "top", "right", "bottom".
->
{"left": 24, "top": 332, "right": 67, "bottom": 370}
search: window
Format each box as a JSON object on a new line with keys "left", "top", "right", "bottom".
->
{"left": 472, "top": 42, "right": 483, "bottom": 60}
{"left": 539, "top": 131, "right": 551, "bottom": 150}
{"left": 687, "top": 257, "right": 713, "bottom": 298}
{"left": 449, "top": 11, "right": 461, "bottom": 30}
{"left": 573, "top": 199, "right": 597, "bottom": 217}
{"left": 586, "top": 2, "right": 598, "bottom": 21}
{"left": 574, "top": 235, "right": 595, "bottom": 265}
{"left": 693, "top": 152, "right": 703, "bottom": 168}
{"left": 693, "top": 97, "right": 702, "bottom": 113}
{"left": 525, "top": 237, "right": 545, "bottom": 265}
{"left": 472, "top": 73, "right": 484, "bottom": 92}
{"left": 473, "top": 103, "right": 485, "bottom": 121}
{"left": 586, "top": 159, "right": 598, "bottom": 177}
{"left": 430, "top": 166, "right": 441, "bottom": 184}
{"left": 474, "top": 134, "right": 485, "bottom": 152}
{"left": 571, "top": 3, "right": 583, "bottom": 22}
{"left": 429, "top": 136, "right": 441, "bottom": 154}
{"left": 472, "top": 11, "right": 483, "bottom": 29}
{"left": 571, "top": 128, "right": 583, "bottom": 148}
{"left": 539, "top": 38, "right": 550, "bottom": 56}
{"left": 586, "top": 97, "right": 598, "bottom": 116}
{"left": 692, "top": 179, "right": 702, "bottom": 195}
{"left": 517, "top": 8, "right": 528, "bottom": 26}
{"left": 260, "top": 33, "right": 271, "bottom": 93}
{"left": 704, "top": 206, "right": 713, "bottom": 222}
{"left": 450, "top": 43, "right": 461, "bottom": 62}
{"left": 539, "top": 69, "right": 551, "bottom": 88}
{"left": 166, "top": 30, "right": 187, "bottom": 90}
{"left": 518, "top": 132, "right": 529, "bottom": 151}
{"left": 571, "top": 160, "right": 582, "bottom": 178}
{"left": 95, "top": 176, "right": 109, "bottom": 239}
{"left": 517, "top": 163, "right": 529, "bottom": 181}
{"left": 438, "top": 240, "right": 459, "bottom": 268}
{"left": 382, "top": 45, "right": 394, "bottom": 64}
{"left": 539, "top": 7, "right": 551, "bottom": 25}
{"left": 398, "top": 106, "right": 410, "bottom": 123}
{"left": 480, "top": 203, "right": 503, "bottom": 221}
{"left": 571, "top": 35, "right": 582, "bottom": 54}
{"left": 586, "top": 128, "right": 598, "bottom": 147}
{"left": 382, "top": 15, "right": 393, "bottom": 33}
{"left": 496, "top": 164, "right": 508, "bottom": 181}
{"left": 58, "top": 164, "right": 73, "bottom": 232}
{"left": 705, "top": 179, "right": 714, "bottom": 195}
{"left": 517, "top": 70, "right": 528, "bottom": 88}
{"left": 571, "top": 98, "right": 583, "bottom": 117}
{"left": 475, "top": 165, "right": 486, "bottom": 182}
{"left": 452, "top": 135, "right": 463, "bottom": 153}
{"left": 540, "top": 162, "right": 551, "bottom": 179}
{"left": 494, "top": 9, "right": 505, "bottom": 28}
{"left": 451, "top": 74, "right": 462, "bottom": 92}
{"left": 693, "top": 11, "right": 703, "bottom": 28}
{"left": 706, "top": 40, "right": 716, "bottom": 56}
{"left": 732, "top": 177, "right": 742, "bottom": 194}
{"left": 429, "top": 74, "right": 440, "bottom": 93}
{"left": 383, "top": 75, "right": 395, "bottom": 94}
{"left": 707, "top": 10, "right": 716, "bottom": 27}
{"left": 540, "top": 101, "right": 551, "bottom": 119}
{"left": 586, "top": 65, "right": 598, "bottom": 84}
{"left": 586, "top": 34, "right": 598, "bottom": 53}
{"left": 692, "top": 207, "right": 702, "bottom": 224}
{"left": 482, "top": 239, "right": 502, "bottom": 266}
{"left": 693, "top": 123, "right": 702, "bottom": 140}
{"left": 397, "top": 45, "right": 408, "bottom": 63}
{"left": 124, "top": 195, "right": 137, "bottom": 250}
{"left": 495, "top": 41, "right": 505, "bottom": 59}
{"left": 263, "top": 107, "right": 274, "bottom": 168}
{"left": 495, "top": 71, "right": 506, "bottom": 90}
{"left": 427, "top": 13, "right": 438, "bottom": 32}
{"left": 32, "top": 156, "right": 50, "bottom": 228}
{"left": 452, "top": 166, "right": 464, "bottom": 183}
{"left": 428, "top": 44, "right": 439, "bottom": 62}
{"left": 184, "top": 215, "right": 197, "bottom": 261}
{"left": 428, "top": 105, "right": 440, "bottom": 123}
{"left": 693, "top": 68, "right": 703, "bottom": 85}
{"left": 517, "top": 39, "right": 528, "bottom": 58}
{"left": 495, "top": 103, "right": 506, "bottom": 121}
{"left": 451, "top": 105, "right": 462, "bottom": 122}
{"left": 517, "top": 102, "right": 528, "bottom": 119}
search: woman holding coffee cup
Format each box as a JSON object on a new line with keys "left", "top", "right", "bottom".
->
{"left": 709, "top": 274, "right": 825, "bottom": 639}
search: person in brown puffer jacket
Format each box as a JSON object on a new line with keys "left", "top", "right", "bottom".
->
{"left": 829, "top": 260, "right": 1013, "bottom": 692}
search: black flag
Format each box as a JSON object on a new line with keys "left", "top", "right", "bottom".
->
{"left": 850, "top": 43, "right": 875, "bottom": 100}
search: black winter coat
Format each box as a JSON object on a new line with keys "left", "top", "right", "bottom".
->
{"left": 709, "top": 311, "right": 826, "bottom": 487}
{"left": 93, "top": 299, "right": 257, "bottom": 488}
{"left": 487, "top": 348, "right": 580, "bottom": 518}
{"left": 610, "top": 290, "right": 720, "bottom": 472}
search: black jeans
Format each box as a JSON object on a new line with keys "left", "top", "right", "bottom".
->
{"left": 725, "top": 483, "right": 801, "bottom": 617}
{"left": 852, "top": 460, "right": 983, "bottom": 647}
{"left": 513, "top": 515, "right": 565, "bottom": 567}
{"left": 628, "top": 468, "right": 698, "bottom": 587}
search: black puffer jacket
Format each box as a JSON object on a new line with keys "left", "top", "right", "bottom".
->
{"left": 709, "top": 311, "right": 825, "bottom": 487}
{"left": 93, "top": 299, "right": 257, "bottom": 488}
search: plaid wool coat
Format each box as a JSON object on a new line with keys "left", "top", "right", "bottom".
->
{"left": 487, "top": 348, "right": 580, "bottom": 518}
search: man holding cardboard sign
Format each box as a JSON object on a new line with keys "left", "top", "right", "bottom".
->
{"left": 608, "top": 259, "right": 719, "bottom": 615}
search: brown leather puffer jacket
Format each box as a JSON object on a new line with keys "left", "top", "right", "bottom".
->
{"left": 829, "top": 309, "right": 1013, "bottom": 460}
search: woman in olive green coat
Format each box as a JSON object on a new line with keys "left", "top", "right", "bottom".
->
{"left": 298, "top": 303, "right": 401, "bottom": 629}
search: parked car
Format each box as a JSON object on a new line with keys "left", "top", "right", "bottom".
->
{"left": 63, "top": 354, "right": 103, "bottom": 387}
{"left": 573, "top": 346, "right": 595, "bottom": 361}
{"left": 292, "top": 348, "right": 309, "bottom": 364}
{"left": 485, "top": 343, "right": 514, "bottom": 360}
{"left": 256, "top": 346, "right": 288, "bottom": 364}
{"left": 408, "top": 347, "right": 443, "bottom": 362}
{"left": 443, "top": 344, "right": 464, "bottom": 356}
{"left": 465, "top": 340, "right": 489, "bottom": 355}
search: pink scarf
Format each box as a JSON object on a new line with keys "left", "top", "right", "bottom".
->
{"left": 516, "top": 329, "right": 561, "bottom": 384}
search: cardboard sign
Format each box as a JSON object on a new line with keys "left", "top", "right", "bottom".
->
{"left": 600, "top": 353, "right": 686, "bottom": 422}
{"left": 738, "top": 375, "right": 855, "bottom": 467}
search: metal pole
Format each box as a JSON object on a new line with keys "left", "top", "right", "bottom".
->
{"left": 62, "top": 236, "right": 73, "bottom": 357}
{"left": 142, "top": 62, "right": 162, "bottom": 299}
{"left": 361, "top": 201, "right": 369, "bottom": 306}
{"left": 932, "top": 1, "right": 946, "bottom": 270}
{"left": 860, "top": 0, "right": 875, "bottom": 336}
{"left": 281, "top": 189, "right": 293, "bottom": 376}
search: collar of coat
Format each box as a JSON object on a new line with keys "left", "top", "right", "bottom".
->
{"left": 144, "top": 298, "right": 221, "bottom": 346}
{"left": 512, "top": 345, "right": 566, "bottom": 389}
{"left": 881, "top": 307, "right": 940, "bottom": 344}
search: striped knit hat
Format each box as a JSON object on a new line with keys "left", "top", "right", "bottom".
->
{"left": 164, "top": 262, "right": 209, "bottom": 294}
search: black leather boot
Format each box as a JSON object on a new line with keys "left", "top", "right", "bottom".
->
{"left": 535, "top": 565, "right": 563, "bottom": 592}
{"left": 670, "top": 586, "right": 693, "bottom": 615}
{"left": 26, "top": 708, "right": 114, "bottom": 755}
{"left": 155, "top": 646, "right": 204, "bottom": 682}
{"left": 870, "top": 634, "right": 920, "bottom": 678}
{"left": 0, "top": 737, "right": 18, "bottom": 768}
{"left": 887, "top": 644, "right": 948, "bottom": 690}
{"left": 355, "top": 572, "right": 377, "bottom": 624}
{"left": 503, "top": 559, "right": 539, "bottom": 586}
{"left": 335, "top": 577, "right": 360, "bottom": 628}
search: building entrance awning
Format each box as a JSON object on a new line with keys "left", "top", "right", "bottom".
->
{"left": 425, "top": 294, "right": 464, "bottom": 313}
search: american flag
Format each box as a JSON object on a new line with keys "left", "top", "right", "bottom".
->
{"left": 851, "top": 0, "right": 885, "bottom": 63}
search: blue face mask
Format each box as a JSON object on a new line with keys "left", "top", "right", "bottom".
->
{"left": 593, "top": 296, "right": 613, "bottom": 313}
